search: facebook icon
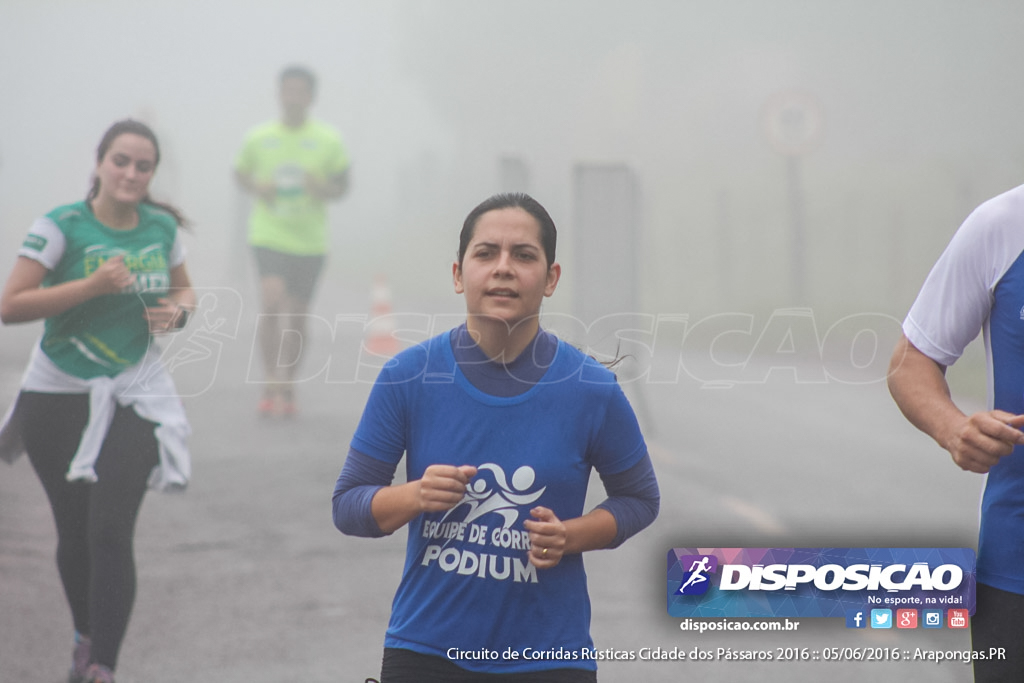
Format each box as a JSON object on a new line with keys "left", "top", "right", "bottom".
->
{"left": 846, "top": 609, "right": 867, "bottom": 629}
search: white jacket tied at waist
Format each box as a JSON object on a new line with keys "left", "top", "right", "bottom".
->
{"left": 0, "top": 343, "right": 191, "bottom": 491}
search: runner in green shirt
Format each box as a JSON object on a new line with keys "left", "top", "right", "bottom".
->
{"left": 0, "top": 119, "right": 195, "bottom": 683}
{"left": 235, "top": 65, "right": 351, "bottom": 417}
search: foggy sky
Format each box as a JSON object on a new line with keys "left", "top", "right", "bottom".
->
{"left": 3, "top": 0, "right": 1024, "bottom": 319}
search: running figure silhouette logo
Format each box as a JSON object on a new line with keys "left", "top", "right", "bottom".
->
{"left": 676, "top": 554, "right": 718, "bottom": 595}
{"left": 439, "top": 463, "right": 546, "bottom": 529}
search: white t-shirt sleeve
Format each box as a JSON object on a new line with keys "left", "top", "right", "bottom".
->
{"left": 17, "top": 217, "right": 66, "bottom": 270}
{"left": 904, "top": 187, "right": 1024, "bottom": 367}
{"left": 169, "top": 232, "right": 186, "bottom": 268}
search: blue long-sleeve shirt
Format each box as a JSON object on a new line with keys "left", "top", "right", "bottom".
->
{"left": 332, "top": 324, "right": 659, "bottom": 547}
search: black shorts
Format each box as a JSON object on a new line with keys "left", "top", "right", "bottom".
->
{"left": 972, "top": 582, "right": 1024, "bottom": 681}
{"left": 251, "top": 246, "right": 326, "bottom": 303}
{"left": 380, "top": 648, "right": 597, "bottom": 683}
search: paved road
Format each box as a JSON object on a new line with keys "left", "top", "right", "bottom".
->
{"left": 0, "top": 308, "right": 984, "bottom": 682}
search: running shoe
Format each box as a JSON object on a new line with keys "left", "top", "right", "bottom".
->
{"left": 279, "top": 396, "right": 297, "bottom": 418}
{"left": 82, "top": 663, "right": 115, "bottom": 683}
{"left": 68, "top": 633, "right": 90, "bottom": 683}
{"left": 257, "top": 397, "right": 276, "bottom": 417}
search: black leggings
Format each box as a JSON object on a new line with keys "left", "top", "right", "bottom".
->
{"left": 380, "top": 648, "right": 598, "bottom": 683}
{"left": 17, "top": 391, "right": 159, "bottom": 671}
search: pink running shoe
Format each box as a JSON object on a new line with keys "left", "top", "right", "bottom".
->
{"left": 83, "top": 663, "right": 115, "bottom": 683}
{"left": 257, "top": 397, "right": 276, "bottom": 417}
{"left": 68, "top": 633, "right": 91, "bottom": 683}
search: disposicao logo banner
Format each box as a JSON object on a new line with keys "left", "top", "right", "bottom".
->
{"left": 667, "top": 548, "right": 975, "bottom": 618}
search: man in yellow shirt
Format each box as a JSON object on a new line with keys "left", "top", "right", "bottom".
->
{"left": 236, "top": 65, "right": 350, "bottom": 416}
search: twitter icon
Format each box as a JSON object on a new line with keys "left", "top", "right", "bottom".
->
{"left": 870, "top": 609, "right": 892, "bottom": 629}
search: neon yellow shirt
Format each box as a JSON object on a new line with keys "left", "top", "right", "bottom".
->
{"left": 235, "top": 119, "right": 349, "bottom": 255}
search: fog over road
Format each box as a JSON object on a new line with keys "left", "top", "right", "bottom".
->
{"left": 2, "top": 2, "right": 1018, "bottom": 680}
{"left": 0, "top": 312, "right": 983, "bottom": 682}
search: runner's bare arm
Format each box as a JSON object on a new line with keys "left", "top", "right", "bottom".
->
{"left": 888, "top": 333, "right": 1024, "bottom": 473}
{"left": 305, "top": 168, "right": 349, "bottom": 201}
{"left": 144, "top": 263, "right": 197, "bottom": 333}
{"left": 1, "top": 255, "right": 135, "bottom": 324}
{"left": 234, "top": 169, "right": 276, "bottom": 203}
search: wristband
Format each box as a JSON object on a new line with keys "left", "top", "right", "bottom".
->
{"left": 174, "top": 308, "right": 190, "bottom": 329}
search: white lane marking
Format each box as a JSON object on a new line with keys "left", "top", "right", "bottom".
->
{"left": 647, "top": 441, "right": 787, "bottom": 535}
{"left": 720, "top": 496, "right": 787, "bottom": 535}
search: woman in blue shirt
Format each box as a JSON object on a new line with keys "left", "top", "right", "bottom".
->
{"left": 334, "top": 193, "right": 659, "bottom": 682}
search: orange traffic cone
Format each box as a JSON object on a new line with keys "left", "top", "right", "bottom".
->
{"left": 366, "top": 274, "right": 400, "bottom": 357}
